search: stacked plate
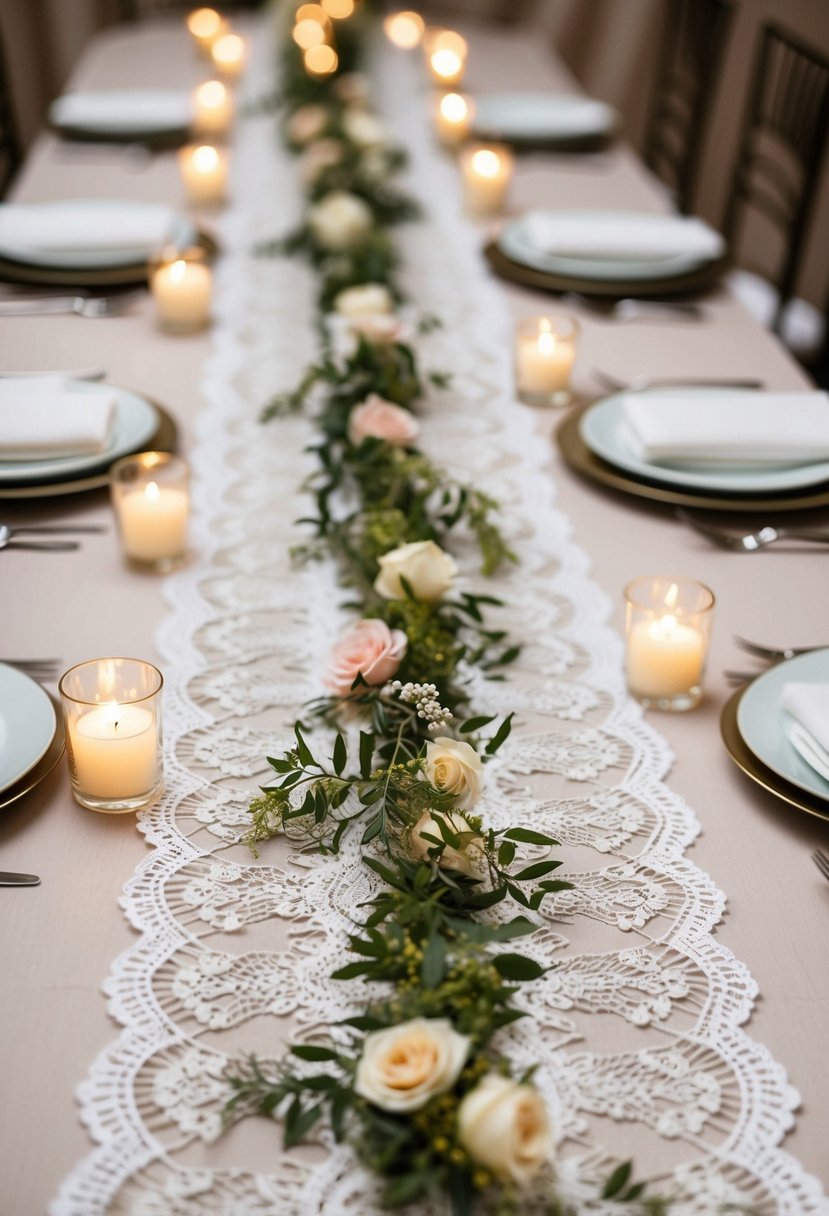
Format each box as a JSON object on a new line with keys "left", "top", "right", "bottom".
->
{"left": 470, "top": 93, "right": 617, "bottom": 150}
{"left": 49, "top": 88, "right": 193, "bottom": 147}
{"left": 488, "top": 209, "right": 728, "bottom": 297}
{"left": 0, "top": 199, "right": 205, "bottom": 287}
{"left": 559, "top": 389, "right": 829, "bottom": 513}
{"left": 0, "top": 379, "right": 176, "bottom": 500}
{"left": 722, "top": 650, "right": 829, "bottom": 821}
{"left": 0, "top": 665, "right": 65, "bottom": 811}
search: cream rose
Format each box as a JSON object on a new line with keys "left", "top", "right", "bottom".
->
{"left": 342, "top": 109, "right": 388, "bottom": 149}
{"left": 348, "top": 395, "right": 420, "bottom": 447}
{"left": 298, "top": 137, "right": 343, "bottom": 185}
{"left": 308, "top": 191, "right": 373, "bottom": 252}
{"left": 354, "top": 1018, "right": 470, "bottom": 1113}
{"left": 424, "top": 737, "right": 483, "bottom": 809}
{"left": 325, "top": 618, "right": 407, "bottom": 697}
{"left": 409, "top": 810, "right": 482, "bottom": 875}
{"left": 286, "top": 103, "right": 329, "bottom": 146}
{"left": 333, "top": 71, "right": 371, "bottom": 105}
{"left": 457, "top": 1074, "right": 552, "bottom": 1184}
{"left": 374, "top": 540, "right": 457, "bottom": 603}
{"left": 334, "top": 282, "right": 394, "bottom": 319}
{"left": 350, "top": 314, "right": 411, "bottom": 345}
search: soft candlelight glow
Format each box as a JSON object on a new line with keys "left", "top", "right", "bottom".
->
{"left": 321, "top": 0, "right": 355, "bottom": 16}
{"left": 59, "top": 657, "right": 164, "bottom": 812}
{"left": 431, "top": 29, "right": 468, "bottom": 57}
{"left": 305, "top": 44, "right": 339, "bottom": 75}
{"left": 436, "top": 91, "right": 473, "bottom": 144}
{"left": 384, "top": 11, "right": 425, "bottom": 48}
{"left": 150, "top": 251, "right": 212, "bottom": 333}
{"left": 187, "top": 7, "right": 225, "bottom": 54}
{"left": 514, "top": 314, "right": 579, "bottom": 407}
{"left": 460, "top": 143, "right": 514, "bottom": 215}
{"left": 111, "top": 452, "right": 191, "bottom": 573}
{"left": 429, "top": 46, "right": 465, "bottom": 86}
{"left": 624, "top": 577, "right": 715, "bottom": 711}
{"left": 295, "top": 2, "right": 327, "bottom": 18}
{"left": 179, "top": 143, "right": 228, "bottom": 206}
{"left": 293, "top": 17, "right": 328, "bottom": 49}
{"left": 193, "top": 79, "right": 233, "bottom": 137}
{"left": 211, "top": 31, "right": 247, "bottom": 80}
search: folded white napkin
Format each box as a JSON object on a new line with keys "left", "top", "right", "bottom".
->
{"left": 621, "top": 391, "right": 829, "bottom": 467}
{"left": 0, "top": 379, "right": 116, "bottom": 460}
{"left": 521, "top": 211, "right": 725, "bottom": 261}
{"left": 50, "top": 89, "right": 193, "bottom": 134}
{"left": 0, "top": 202, "right": 177, "bottom": 256}
{"left": 782, "top": 682, "right": 829, "bottom": 783}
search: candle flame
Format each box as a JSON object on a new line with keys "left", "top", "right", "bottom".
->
{"left": 430, "top": 48, "right": 463, "bottom": 79}
{"left": 212, "top": 32, "right": 245, "bottom": 66}
{"left": 471, "top": 148, "right": 500, "bottom": 178}
{"left": 384, "top": 11, "right": 425, "bottom": 48}
{"left": 196, "top": 80, "right": 226, "bottom": 109}
{"left": 145, "top": 480, "right": 161, "bottom": 502}
{"left": 187, "top": 7, "right": 221, "bottom": 37}
{"left": 169, "top": 260, "right": 188, "bottom": 283}
{"left": 440, "top": 92, "right": 468, "bottom": 122}
{"left": 193, "top": 144, "right": 219, "bottom": 171}
{"left": 538, "top": 330, "right": 556, "bottom": 356}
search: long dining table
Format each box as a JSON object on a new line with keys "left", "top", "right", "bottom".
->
{"left": 1, "top": 9, "right": 827, "bottom": 1215}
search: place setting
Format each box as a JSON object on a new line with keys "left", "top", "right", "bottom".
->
{"left": 0, "top": 660, "right": 66, "bottom": 814}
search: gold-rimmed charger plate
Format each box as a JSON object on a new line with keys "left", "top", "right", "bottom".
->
{"left": 0, "top": 695, "right": 65, "bottom": 812}
{"left": 720, "top": 685, "right": 829, "bottom": 823}
{"left": 556, "top": 402, "right": 829, "bottom": 513}
{"left": 0, "top": 400, "right": 177, "bottom": 499}
{"left": 484, "top": 240, "right": 728, "bottom": 298}
{"left": 50, "top": 122, "right": 191, "bottom": 150}
{"left": 0, "top": 230, "right": 218, "bottom": 289}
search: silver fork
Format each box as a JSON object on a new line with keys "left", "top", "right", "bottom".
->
{"left": 734, "top": 636, "right": 827, "bottom": 662}
{"left": 812, "top": 850, "right": 829, "bottom": 883}
{"left": 563, "top": 293, "right": 704, "bottom": 322}
{"left": 593, "top": 368, "right": 764, "bottom": 394}
{"left": 677, "top": 513, "right": 829, "bottom": 552}
{"left": 0, "top": 658, "right": 61, "bottom": 681}
{"left": 0, "top": 292, "right": 143, "bottom": 318}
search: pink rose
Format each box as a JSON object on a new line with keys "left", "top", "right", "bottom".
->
{"left": 326, "top": 618, "right": 408, "bottom": 697}
{"left": 348, "top": 394, "right": 420, "bottom": 447}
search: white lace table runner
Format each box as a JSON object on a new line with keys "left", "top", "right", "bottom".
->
{"left": 52, "top": 23, "right": 827, "bottom": 1216}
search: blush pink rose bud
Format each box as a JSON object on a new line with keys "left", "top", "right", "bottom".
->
{"left": 325, "top": 618, "right": 408, "bottom": 697}
{"left": 348, "top": 394, "right": 420, "bottom": 447}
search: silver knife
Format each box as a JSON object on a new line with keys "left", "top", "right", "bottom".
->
{"left": 0, "top": 871, "right": 40, "bottom": 886}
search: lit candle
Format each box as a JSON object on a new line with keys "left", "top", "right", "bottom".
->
{"left": 178, "top": 143, "right": 228, "bottom": 206}
{"left": 460, "top": 144, "right": 514, "bottom": 216}
{"left": 192, "top": 79, "right": 233, "bottom": 138}
{"left": 304, "top": 44, "right": 339, "bottom": 76}
{"left": 383, "top": 10, "right": 425, "bottom": 48}
{"left": 211, "top": 32, "right": 247, "bottom": 81}
{"left": 150, "top": 255, "right": 212, "bottom": 333}
{"left": 515, "top": 315, "right": 579, "bottom": 407}
{"left": 186, "top": 7, "right": 226, "bottom": 55}
{"left": 59, "top": 658, "right": 163, "bottom": 812}
{"left": 428, "top": 46, "right": 466, "bottom": 87}
{"left": 111, "top": 452, "right": 191, "bottom": 573}
{"left": 435, "top": 92, "right": 473, "bottom": 145}
{"left": 321, "top": 0, "right": 355, "bottom": 16}
{"left": 624, "top": 578, "right": 714, "bottom": 710}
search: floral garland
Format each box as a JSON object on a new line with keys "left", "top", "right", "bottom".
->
{"left": 224, "top": 8, "right": 664, "bottom": 1214}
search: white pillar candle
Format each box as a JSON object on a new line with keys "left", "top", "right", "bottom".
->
{"left": 515, "top": 315, "right": 579, "bottom": 405}
{"left": 211, "top": 32, "right": 247, "bottom": 81}
{"left": 151, "top": 257, "right": 212, "bottom": 332}
{"left": 192, "top": 80, "right": 233, "bottom": 138}
{"left": 179, "top": 144, "right": 228, "bottom": 206}
{"left": 70, "top": 704, "right": 158, "bottom": 799}
{"left": 460, "top": 145, "right": 514, "bottom": 216}
{"left": 626, "top": 616, "right": 705, "bottom": 699}
{"left": 186, "top": 8, "right": 226, "bottom": 56}
{"left": 436, "top": 92, "right": 473, "bottom": 145}
{"left": 118, "top": 482, "right": 189, "bottom": 562}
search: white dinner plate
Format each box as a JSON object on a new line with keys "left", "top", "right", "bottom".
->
{"left": 498, "top": 211, "right": 713, "bottom": 282}
{"left": 0, "top": 381, "right": 159, "bottom": 485}
{"left": 0, "top": 664, "right": 57, "bottom": 794}
{"left": 49, "top": 89, "right": 192, "bottom": 138}
{"left": 471, "top": 93, "right": 617, "bottom": 143}
{"left": 737, "top": 649, "right": 829, "bottom": 802}
{"left": 0, "top": 202, "right": 196, "bottom": 271}
{"left": 579, "top": 392, "right": 829, "bottom": 494}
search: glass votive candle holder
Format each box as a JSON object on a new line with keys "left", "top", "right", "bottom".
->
{"left": 192, "top": 79, "right": 234, "bottom": 139}
{"left": 460, "top": 143, "right": 514, "bottom": 216}
{"left": 514, "top": 314, "right": 580, "bottom": 408}
{"left": 178, "top": 143, "right": 228, "bottom": 207}
{"left": 624, "top": 576, "right": 715, "bottom": 711}
{"left": 111, "top": 452, "right": 190, "bottom": 573}
{"left": 149, "top": 245, "right": 212, "bottom": 334}
{"left": 210, "top": 31, "right": 247, "bottom": 81}
{"left": 59, "top": 658, "right": 163, "bottom": 813}
{"left": 435, "top": 91, "right": 474, "bottom": 146}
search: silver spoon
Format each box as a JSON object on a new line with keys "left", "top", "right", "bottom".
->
{"left": 0, "top": 526, "right": 80, "bottom": 552}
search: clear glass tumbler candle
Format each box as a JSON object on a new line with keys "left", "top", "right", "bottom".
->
{"left": 149, "top": 245, "right": 212, "bottom": 334}
{"left": 624, "top": 576, "right": 715, "bottom": 711}
{"left": 111, "top": 451, "right": 190, "bottom": 572}
{"left": 59, "top": 658, "right": 163, "bottom": 813}
{"left": 460, "top": 143, "right": 514, "bottom": 216}
{"left": 514, "top": 314, "right": 580, "bottom": 407}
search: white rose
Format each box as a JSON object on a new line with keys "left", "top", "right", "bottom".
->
{"left": 334, "top": 282, "right": 395, "bottom": 319}
{"left": 308, "top": 191, "right": 373, "bottom": 252}
{"left": 342, "top": 109, "right": 388, "bottom": 149}
{"left": 409, "top": 809, "right": 483, "bottom": 875}
{"left": 298, "top": 137, "right": 343, "bottom": 185}
{"left": 374, "top": 540, "right": 457, "bottom": 602}
{"left": 458, "top": 1074, "right": 552, "bottom": 1185}
{"left": 424, "top": 737, "right": 483, "bottom": 809}
{"left": 355, "top": 1018, "right": 470, "bottom": 1113}
{"left": 286, "top": 103, "right": 329, "bottom": 146}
